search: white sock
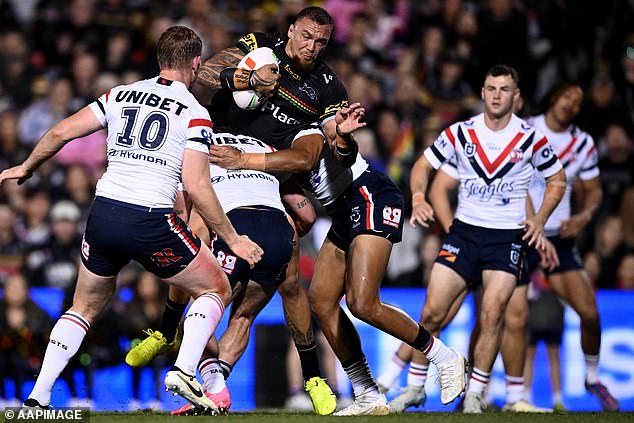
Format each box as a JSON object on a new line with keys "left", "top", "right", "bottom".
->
{"left": 553, "top": 391, "right": 563, "bottom": 404}
{"left": 467, "top": 367, "right": 490, "bottom": 395}
{"left": 406, "top": 363, "right": 429, "bottom": 388}
{"left": 585, "top": 354, "right": 600, "bottom": 384}
{"left": 376, "top": 353, "right": 407, "bottom": 389}
{"left": 343, "top": 357, "right": 379, "bottom": 400}
{"left": 199, "top": 358, "right": 226, "bottom": 393}
{"left": 505, "top": 375, "right": 524, "bottom": 404}
{"left": 422, "top": 336, "right": 457, "bottom": 366}
{"left": 175, "top": 293, "right": 224, "bottom": 375}
{"left": 29, "top": 311, "right": 90, "bottom": 405}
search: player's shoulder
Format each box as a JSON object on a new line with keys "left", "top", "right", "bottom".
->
{"left": 570, "top": 124, "right": 594, "bottom": 145}
{"left": 236, "top": 32, "right": 282, "bottom": 53}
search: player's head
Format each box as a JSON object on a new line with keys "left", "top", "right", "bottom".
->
{"left": 286, "top": 7, "right": 333, "bottom": 72}
{"left": 157, "top": 26, "right": 202, "bottom": 75}
{"left": 543, "top": 81, "right": 584, "bottom": 128}
{"left": 481, "top": 64, "right": 520, "bottom": 119}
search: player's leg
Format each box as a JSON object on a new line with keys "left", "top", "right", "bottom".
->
{"left": 162, "top": 240, "right": 231, "bottom": 412}
{"left": 25, "top": 262, "right": 117, "bottom": 408}
{"left": 548, "top": 269, "right": 619, "bottom": 410}
{"left": 463, "top": 269, "right": 516, "bottom": 413}
{"left": 500, "top": 285, "right": 550, "bottom": 412}
{"left": 389, "top": 264, "right": 467, "bottom": 412}
{"left": 546, "top": 343, "right": 565, "bottom": 411}
{"left": 345, "top": 237, "right": 466, "bottom": 408}
{"left": 376, "top": 343, "right": 412, "bottom": 393}
{"left": 125, "top": 285, "right": 189, "bottom": 367}
{"left": 309, "top": 236, "right": 392, "bottom": 416}
{"left": 126, "top": 207, "right": 211, "bottom": 367}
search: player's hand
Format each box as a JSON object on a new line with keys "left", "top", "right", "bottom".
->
{"left": 537, "top": 237, "right": 560, "bottom": 271}
{"left": 409, "top": 200, "right": 435, "bottom": 228}
{"left": 251, "top": 64, "right": 280, "bottom": 98}
{"left": 520, "top": 216, "right": 546, "bottom": 250}
{"left": 209, "top": 146, "right": 243, "bottom": 169}
{"left": 0, "top": 164, "right": 32, "bottom": 185}
{"left": 229, "top": 235, "right": 263, "bottom": 268}
{"left": 335, "top": 103, "right": 366, "bottom": 135}
{"left": 558, "top": 212, "right": 590, "bottom": 239}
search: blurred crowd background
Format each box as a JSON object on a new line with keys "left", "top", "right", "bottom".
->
{"left": 0, "top": 0, "right": 633, "bottom": 409}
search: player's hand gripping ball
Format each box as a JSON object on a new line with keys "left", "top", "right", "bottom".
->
{"left": 233, "top": 47, "right": 279, "bottom": 110}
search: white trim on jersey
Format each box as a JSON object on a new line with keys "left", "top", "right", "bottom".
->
{"left": 358, "top": 185, "right": 375, "bottom": 230}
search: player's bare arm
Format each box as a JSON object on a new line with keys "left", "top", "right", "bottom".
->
{"left": 428, "top": 170, "right": 459, "bottom": 233}
{"left": 195, "top": 46, "right": 279, "bottom": 98}
{"left": 559, "top": 177, "right": 602, "bottom": 238}
{"left": 408, "top": 154, "right": 436, "bottom": 228}
{"left": 521, "top": 168, "right": 566, "bottom": 250}
{"left": 182, "top": 148, "right": 263, "bottom": 267}
{"left": 280, "top": 177, "right": 316, "bottom": 237}
{"left": 209, "top": 133, "right": 324, "bottom": 173}
{"left": 0, "top": 107, "right": 102, "bottom": 185}
{"left": 525, "top": 194, "right": 560, "bottom": 270}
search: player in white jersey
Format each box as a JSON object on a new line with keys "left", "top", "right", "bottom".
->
{"left": 166, "top": 131, "right": 298, "bottom": 414}
{"left": 387, "top": 156, "right": 551, "bottom": 413}
{"left": 211, "top": 110, "right": 468, "bottom": 415}
{"left": 0, "top": 26, "right": 263, "bottom": 412}
{"left": 409, "top": 65, "right": 566, "bottom": 413}
{"left": 525, "top": 82, "right": 618, "bottom": 411}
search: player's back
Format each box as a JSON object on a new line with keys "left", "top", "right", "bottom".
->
{"left": 90, "top": 77, "right": 212, "bottom": 209}
{"left": 209, "top": 132, "right": 285, "bottom": 213}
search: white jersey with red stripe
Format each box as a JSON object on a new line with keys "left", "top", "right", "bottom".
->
{"left": 424, "top": 113, "right": 562, "bottom": 229}
{"left": 527, "top": 115, "right": 599, "bottom": 236}
{"left": 296, "top": 126, "right": 369, "bottom": 207}
{"left": 208, "top": 132, "right": 285, "bottom": 213}
{"left": 88, "top": 76, "right": 213, "bottom": 209}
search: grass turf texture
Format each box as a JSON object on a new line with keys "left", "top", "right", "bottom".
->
{"left": 89, "top": 412, "right": 634, "bottom": 422}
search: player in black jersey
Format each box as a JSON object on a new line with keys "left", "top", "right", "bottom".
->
{"left": 205, "top": 7, "right": 466, "bottom": 416}
{"left": 124, "top": 7, "right": 352, "bottom": 416}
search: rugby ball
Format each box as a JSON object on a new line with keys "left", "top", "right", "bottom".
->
{"left": 233, "top": 47, "right": 279, "bottom": 110}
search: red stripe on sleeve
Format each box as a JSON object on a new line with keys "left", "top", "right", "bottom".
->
{"left": 444, "top": 128, "right": 456, "bottom": 146}
{"left": 105, "top": 90, "right": 110, "bottom": 102}
{"left": 586, "top": 144, "right": 596, "bottom": 157}
{"left": 534, "top": 137, "right": 548, "bottom": 152}
{"left": 188, "top": 119, "right": 213, "bottom": 129}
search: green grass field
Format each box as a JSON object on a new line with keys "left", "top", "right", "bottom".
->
{"left": 87, "top": 411, "right": 634, "bottom": 423}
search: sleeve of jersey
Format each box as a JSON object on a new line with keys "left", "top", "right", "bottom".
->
{"left": 439, "top": 157, "right": 459, "bottom": 180}
{"left": 235, "top": 32, "right": 273, "bottom": 54}
{"left": 292, "top": 122, "right": 324, "bottom": 145}
{"left": 186, "top": 111, "right": 214, "bottom": 154}
{"left": 320, "top": 77, "right": 349, "bottom": 124}
{"left": 579, "top": 135, "right": 600, "bottom": 180}
{"left": 87, "top": 92, "right": 109, "bottom": 127}
{"left": 531, "top": 133, "right": 563, "bottom": 178}
{"left": 423, "top": 127, "right": 456, "bottom": 169}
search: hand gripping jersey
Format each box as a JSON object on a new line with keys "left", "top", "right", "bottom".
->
{"left": 208, "top": 132, "right": 285, "bottom": 213}
{"left": 424, "top": 113, "right": 562, "bottom": 229}
{"left": 209, "top": 32, "right": 349, "bottom": 150}
{"left": 294, "top": 124, "right": 369, "bottom": 207}
{"left": 89, "top": 77, "right": 212, "bottom": 208}
{"left": 527, "top": 115, "right": 599, "bottom": 236}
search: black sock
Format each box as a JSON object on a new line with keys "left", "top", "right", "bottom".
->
{"left": 218, "top": 359, "right": 233, "bottom": 380}
{"left": 341, "top": 354, "right": 378, "bottom": 396}
{"left": 159, "top": 298, "right": 187, "bottom": 341}
{"left": 296, "top": 342, "right": 322, "bottom": 381}
{"left": 409, "top": 324, "right": 432, "bottom": 351}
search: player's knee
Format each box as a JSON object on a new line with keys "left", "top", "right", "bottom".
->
{"left": 580, "top": 306, "right": 600, "bottom": 328}
{"left": 421, "top": 304, "right": 446, "bottom": 331}
{"left": 346, "top": 294, "right": 376, "bottom": 323}
{"left": 505, "top": 304, "right": 528, "bottom": 331}
{"left": 480, "top": 307, "right": 504, "bottom": 329}
{"left": 277, "top": 275, "right": 299, "bottom": 299}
